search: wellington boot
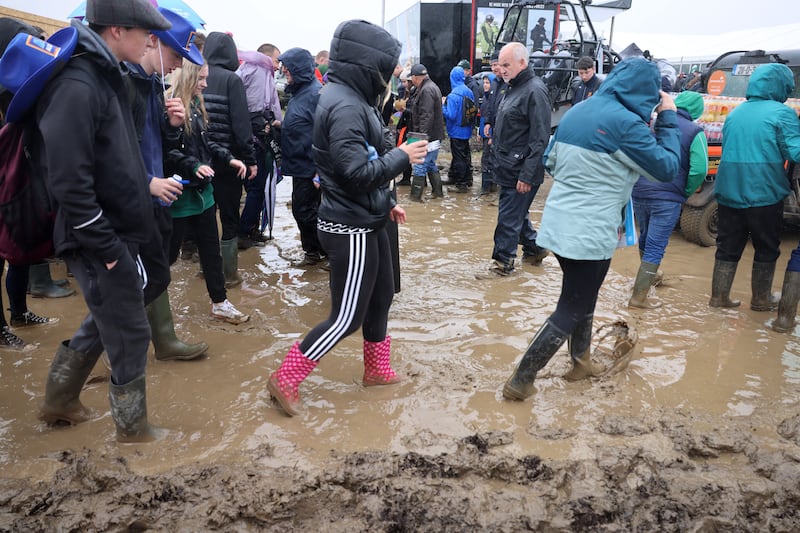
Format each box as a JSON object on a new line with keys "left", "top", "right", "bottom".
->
{"left": 29, "top": 262, "right": 75, "bottom": 299}
{"left": 709, "top": 259, "right": 741, "bottom": 308}
{"left": 363, "top": 335, "right": 404, "bottom": 386}
{"left": 564, "top": 314, "right": 599, "bottom": 381}
{"left": 502, "top": 320, "right": 568, "bottom": 400}
{"left": 773, "top": 270, "right": 800, "bottom": 333}
{"left": 428, "top": 170, "right": 443, "bottom": 198}
{"left": 109, "top": 375, "right": 167, "bottom": 443}
{"left": 147, "top": 291, "right": 208, "bottom": 361}
{"left": 638, "top": 250, "right": 663, "bottom": 286}
{"left": 750, "top": 261, "right": 780, "bottom": 312}
{"left": 38, "top": 341, "right": 100, "bottom": 425}
{"left": 409, "top": 175, "right": 426, "bottom": 202}
{"left": 220, "top": 238, "right": 243, "bottom": 288}
{"left": 267, "top": 342, "right": 318, "bottom": 417}
{"left": 628, "top": 261, "right": 662, "bottom": 309}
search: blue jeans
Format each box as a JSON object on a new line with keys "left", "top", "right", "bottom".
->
{"left": 239, "top": 145, "right": 270, "bottom": 237}
{"left": 491, "top": 183, "right": 543, "bottom": 269}
{"left": 633, "top": 197, "right": 682, "bottom": 264}
{"left": 412, "top": 148, "right": 439, "bottom": 176}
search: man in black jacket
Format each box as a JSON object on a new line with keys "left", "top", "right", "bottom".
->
{"left": 409, "top": 63, "right": 444, "bottom": 201}
{"left": 477, "top": 42, "right": 551, "bottom": 279}
{"left": 202, "top": 32, "right": 257, "bottom": 287}
{"left": 34, "top": 0, "right": 171, "bottom": 442}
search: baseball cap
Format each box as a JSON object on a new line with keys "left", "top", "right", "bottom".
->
{"left": 86, "top": 0, "right": 171, "bottom": 31}
{"left": 457, "top": 59, "right": 470, "bottom": 70}
{"left": 410, "top": 63, "right": 427, "bottom": 76}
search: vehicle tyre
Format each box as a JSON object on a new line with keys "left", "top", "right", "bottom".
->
{"left": 680, "top": 201, "right": 718, "bottom": 247}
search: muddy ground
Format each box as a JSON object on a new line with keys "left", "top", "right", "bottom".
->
{"left": 2, "top": 168, "right": 800, "bottom": 531}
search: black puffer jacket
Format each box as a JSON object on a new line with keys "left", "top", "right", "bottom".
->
{"left": 312, "top": 20, "right": 409, "bottom": 230}
{"left": 202, "top": 32, "right": 256, "bottom": 172}
{"left": 34, "top": 20, "right": 153, "bottom": 263}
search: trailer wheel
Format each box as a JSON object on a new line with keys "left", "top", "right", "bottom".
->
{"left": 680, "top": 201, "right": 718, "bottom": 247}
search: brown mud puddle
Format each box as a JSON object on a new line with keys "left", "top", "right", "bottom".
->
{"left": 2, "top": 176, "right": 800, "bottom": 531}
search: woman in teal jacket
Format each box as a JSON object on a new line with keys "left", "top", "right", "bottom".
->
{"left": 503, "top": 58, "right": 681, "bottom": 402}
{"left": 711, "top": 63, "right": 800, "bottom": 312}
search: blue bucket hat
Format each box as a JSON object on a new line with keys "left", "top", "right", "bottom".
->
{"left": 153, "top": 8, "right": 203, "bottom": 65}
{"left": 0, "top": 26, "right": 78, "bottom": 123}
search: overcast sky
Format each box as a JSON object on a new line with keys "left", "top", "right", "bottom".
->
{"left": 4, "top": 0, "right": 799, "bottom": 58}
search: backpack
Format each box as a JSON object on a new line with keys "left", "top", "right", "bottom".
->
{"left": 460, "top": 94, "right": 477, "bottom": 128}
{"left": 0, "top": 116, "right": 55, "bottom": 264}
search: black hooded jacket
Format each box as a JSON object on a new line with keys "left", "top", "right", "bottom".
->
{"left": 202, "top": 32, "right": 256, "bottom": 171}
{"left": 312, "top": 20, "right": 409, "bottom": 230}
{"left": 280, "top": 47, "right": 322, "bottom": 178}
{"left": 33, "top": 20, "right": 153, "bottom": 262}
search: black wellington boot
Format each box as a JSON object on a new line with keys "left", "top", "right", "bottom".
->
{"left": 109, "top": 375, "right": 167, "bottom": 443}
{"left": 709, "top": 259, "right": 741, "bottom": 308}
{"left": 773, "top": 270, "right": 800, "bottom": 333}
{"left": 428, "top": 170, "right": 443, "bottom": 198}
{"left": 750, "top": 261, "right": 780, "bottom": 312}
{"left": 38, "top": 341, "right": 100, "bottom": 425}
{"left": 147, "top": 291, "right": 209, "bottom": 361}
{"left": 564, "top": 314, "right": 599, "bottom": 381}
{"left": 502, "top": 320, "right": 568, "bottom": 400}
{"left": 409, "top": 175, "right": 426, "bottom": 202}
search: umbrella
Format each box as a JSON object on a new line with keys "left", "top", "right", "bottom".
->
{"left": 260, "top": 159, "right": 279, "bottom": 240}
{"left": 68, "top": 0, "right": 206, "bottom": 28}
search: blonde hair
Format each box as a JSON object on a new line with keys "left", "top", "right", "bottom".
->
{"left": 168, "top": 58, "right": 207, "bottom": 134}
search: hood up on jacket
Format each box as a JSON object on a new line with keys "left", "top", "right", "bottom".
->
{"left": 327, "top": 19, "right": 401, "bottom": 105}
{"left": 203, "top": 32, "right": 239, "bottom": 72}
{"left": 593, "top": 57, "right": 660, "bottom": 122}
{"left": 674, "top": 90, "right": 704, "bottom": 121}
{"left": 279, "top": 47, "right": 315, "bottom": 93}
{"left": 449, "top": 65, "right": 466, "bottom": 88}
{"left": 746, "top": 63, "right": 795, "bottom": 103}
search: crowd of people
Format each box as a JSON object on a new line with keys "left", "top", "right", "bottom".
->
{"left": 1, "top": 0, "right": 799, "bottom": 439}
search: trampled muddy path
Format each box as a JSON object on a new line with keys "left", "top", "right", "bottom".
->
{"left": 2, "top": 175, "right": 800, "bottom": 531}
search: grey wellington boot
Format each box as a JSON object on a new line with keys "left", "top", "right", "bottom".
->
{"left": 773, "top": 270, "right": 800, "bottom": 332}
{"left": 220, "top": 238, "right": 243, "bottom": 288}
{"left": 38, "top": 340, "right": 100, "bottom": 425}
{"left": 564, "top": 314, "right": 599, "bottom": 382}
{"left": 709, "top": 259, "right": 741, "bottom": 308}
{"left": 109, "top": 375, "right": 167, "bottom": 443}
{"left": 628, "top": 261, "right": 662, "bottom": 309}
{"left": 29, "top": 262, "right": 75, "bottom": 298}
{"left": 502, "top": 320, "right": 568, "bottom": 400}
{"left": 750, "top": 261, "right": 780, "bottom": 312}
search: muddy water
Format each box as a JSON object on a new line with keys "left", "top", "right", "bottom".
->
{"left": 2, "top": 176, "right": 800, "bottom": 530}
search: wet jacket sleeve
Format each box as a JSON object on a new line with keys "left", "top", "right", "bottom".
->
{"left": 777, "top": 106, "right": 800, "bottom": 163}
{"left": 37, "top": 78, "right": 126, "bottom": 263}
{"left": 685, "top": 132, "right": 708, "bottom": 196}
{"left": 620, "top": 109, "right": 681, "bottom": 183}
{"left": 227, "top": 74, "right": 257, "bottom": 166}
{"left": 415, "top": 86, "right": 436, "bottom": 135}
{"left": 519, "top": 85, "right": 551, "bottom": 185}
{"left": 326, "top": 103, "right": 409, "bottom": 193}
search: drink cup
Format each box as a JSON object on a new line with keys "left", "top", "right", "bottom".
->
{"left": 407, "top": 132, "right": 428, "bottom": 144}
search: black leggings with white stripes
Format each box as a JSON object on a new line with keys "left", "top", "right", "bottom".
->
{"left": 299, "top": 227, "right": 395, "bottom": 362}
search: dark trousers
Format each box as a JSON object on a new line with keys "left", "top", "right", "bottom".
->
{"left": 716, "top": 201, "right": 783, "bottom": 263}
{"left": 3, "top": 261, "right": 28, "bottom": 320}
{"left": 65, "top": 244, "right": 150, "bottom": 386}
{"left": 239, "top": 145, "right": 271, "bottom": 237}
{"left": 299, "top": 228, "right": 394, "bottom": 361}
{"left": 480, "top": 137, "right": 494, "bottom": 192}
{"left": 491, "top": 183, "right": 543, "bottom": 268}
{"left": 449, "top": 137, "right": 471, "bottom": 187}
{"left": 549, "top": 255, "right": 611, "bottom": 334}
{"left": 139, "top": 204, "right": 172, "bottom": 305}
{"left": 169, "top": 206, "right": 227, "bottom": 304}
{"left": 291, "top": 177, "right": 323, "bottom": 256}
{"left": 213, "top": 174, "right": 244, "bottom": 241}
